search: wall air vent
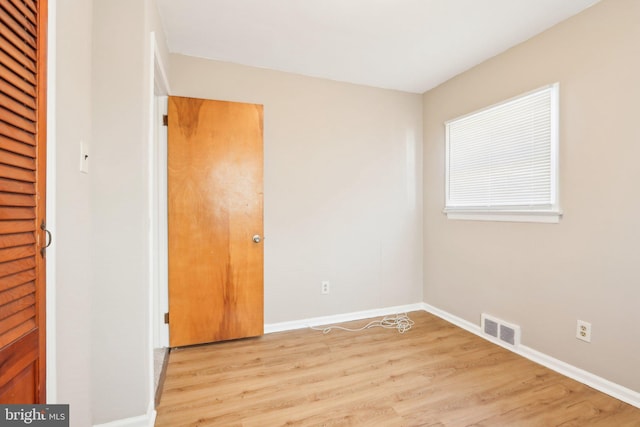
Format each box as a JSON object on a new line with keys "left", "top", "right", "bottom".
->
{"left": 483, "top": 317, "right": 499, "bottom": 338}
{"left": 481, "top": 313, "right": 521, "bottom": 348}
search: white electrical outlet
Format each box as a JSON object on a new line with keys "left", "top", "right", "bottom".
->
{"left": 576, "top": 320, "right": 591, "bottom": 342}
{"left": 321, "top": 281, "right": 330, "bottom": 295}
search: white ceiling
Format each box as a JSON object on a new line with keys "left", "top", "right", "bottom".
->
{"left": 156, "top": 0, "right": 599, "bottom": 94}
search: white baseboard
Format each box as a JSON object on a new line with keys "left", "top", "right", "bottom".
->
{"left": 264, "top": 303, "right": 425, "bottom": 334}
{"left": 421, "top": 303, "right": 640, "bottom": 409}
{"left": 93, "top": 404, "right": 156, "bottom": 427}
{"left": 518, "top": 345, "right": 640, "bottom": 409}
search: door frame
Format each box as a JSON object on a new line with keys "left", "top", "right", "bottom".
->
{"left": 151, "top": 94, "right": 169, "bottom": 350}
{"left": 45, "top": 0, "right": 56, "bottom": 402}
{"left": 149, "top": 32, "right": 170, "bottom": 351}
{"left": 148, "top": 32, "right": 171, "bottom": 413}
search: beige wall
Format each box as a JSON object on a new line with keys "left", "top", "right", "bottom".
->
{"left": 53, "top": 0, "right": 93, "bottom": 425}
{"left": 90, "top": 1, "right": 148, "bottom": 420}
{"left": 169, "top": 55, "right": 424, "bottom": 323}
{"left": 89, "top": 0, "right": 170, "bottom": 423}
{"left": 54, "top": 0, "right": 168, "bottom": 424}
{"left": 423, "top": 0, "right": 639, "bottom": 392}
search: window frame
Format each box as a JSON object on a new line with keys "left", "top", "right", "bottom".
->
{"left": 444, "top": 83, "right": 562, "bottom": 224}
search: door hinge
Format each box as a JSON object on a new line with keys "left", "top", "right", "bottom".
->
{"left": 164, "top": 312, "right": 169, "bottom": 324}
{"left": 162, "top": 115, "right": 168, "bottom": 126}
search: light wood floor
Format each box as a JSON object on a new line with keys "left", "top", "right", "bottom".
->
{"left": 155, "top": 311, "right": 640, "bottom": 426}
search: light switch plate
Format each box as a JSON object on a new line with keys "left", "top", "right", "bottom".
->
{"left": 80, "top": 140, "right": 89, "bottom": 174}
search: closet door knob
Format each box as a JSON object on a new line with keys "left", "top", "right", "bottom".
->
{"left": 252, "top": 235, "right": 261, "bottom": 243}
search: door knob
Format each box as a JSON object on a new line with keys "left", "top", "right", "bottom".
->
{"left": 252, "top": 235, "right": 261, "bottom": 243}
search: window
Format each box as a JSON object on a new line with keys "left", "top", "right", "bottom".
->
{"left": 445, "top": 83, "right": 561, "bottom": 223}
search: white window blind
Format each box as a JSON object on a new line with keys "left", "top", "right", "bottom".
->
{"left": 445, "top": 84, "right": 560, "bottom": 222}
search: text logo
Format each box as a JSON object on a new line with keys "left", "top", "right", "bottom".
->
{"left": 0, "top": 405, "right": 68, "bottom": 426}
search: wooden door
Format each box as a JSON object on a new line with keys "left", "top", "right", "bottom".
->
{"left": 167, "top": 96, "right": 263, "bottom": 347}
{"left": 0, "top": 0, "right": 48, "bottom": 403}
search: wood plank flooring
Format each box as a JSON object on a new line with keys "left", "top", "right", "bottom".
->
{"left": 155, "top": 311, "right": 640, "bottom": 426}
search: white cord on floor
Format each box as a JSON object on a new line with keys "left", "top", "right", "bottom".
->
{"left": 310, "top": 313, "right": 414, "bottom": 334}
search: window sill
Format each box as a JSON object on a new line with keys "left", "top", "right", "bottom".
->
{"left": 444, "top": 209, "right": 562, "bottom": 224}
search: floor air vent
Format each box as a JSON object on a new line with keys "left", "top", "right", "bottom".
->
{"left": 481, "top": 313, "right": 520, "bottom": 347}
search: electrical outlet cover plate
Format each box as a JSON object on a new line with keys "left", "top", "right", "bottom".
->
{"left": 576, "top": 320, "right": 591, "bottom": 342}
{"left": 321, "top": 281, "right": 330, "bottom": 295}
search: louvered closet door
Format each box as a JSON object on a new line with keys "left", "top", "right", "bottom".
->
{"left": 0, "top": 0, "right": 47, "bottom": 403}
